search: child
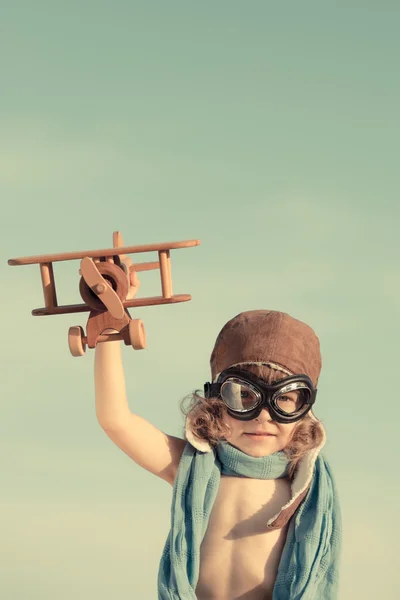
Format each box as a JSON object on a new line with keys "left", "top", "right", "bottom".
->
{"left": 95, "top": 310, "right": 341, "bottom": 600}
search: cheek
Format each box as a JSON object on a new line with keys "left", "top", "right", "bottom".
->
{"left": 276, "top": 424, "right": 297, "bottom": 445}
{"left": 223, "top": 414, "right": 241, "bottom": 438}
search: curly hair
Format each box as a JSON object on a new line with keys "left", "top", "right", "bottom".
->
{"left": 181, "top": 363, "right": 325, "bottom": 478}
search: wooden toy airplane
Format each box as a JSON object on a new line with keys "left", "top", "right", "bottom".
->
{"left": 8, "top": 231, "right": 200, "bottom": 357}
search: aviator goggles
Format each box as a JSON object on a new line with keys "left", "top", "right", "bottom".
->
{"left": 204, "top": 368, "right": 317, "bottom": 423}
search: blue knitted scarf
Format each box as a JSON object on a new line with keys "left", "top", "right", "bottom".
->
{"left": 158, "top": 441, "right": 341, "bottom": 599}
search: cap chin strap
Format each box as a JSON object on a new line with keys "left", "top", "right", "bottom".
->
{"left": 185, "top": 414, "right": 213, "bottom": 452}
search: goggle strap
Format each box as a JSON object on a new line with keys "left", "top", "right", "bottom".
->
{"left": 204, "top": 382, "right": 221, "bottom": 399}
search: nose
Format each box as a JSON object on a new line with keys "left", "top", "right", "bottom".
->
{"left": 255, "top": 407, "right": 273, "bottom": 422}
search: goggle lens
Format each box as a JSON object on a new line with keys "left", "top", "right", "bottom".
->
{"left": 274, "top": 388, "right": 309, "bottom": 414}
{"left": 220, "top": 379, "right": 259, "bottom": 411}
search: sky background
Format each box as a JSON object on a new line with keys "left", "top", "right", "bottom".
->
{"left": 2, "top": 1, "right": 399, "bottom": 598}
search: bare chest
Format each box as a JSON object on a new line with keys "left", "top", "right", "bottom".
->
{"left": 196, "top": 476, "right": 292, "bottom": 600}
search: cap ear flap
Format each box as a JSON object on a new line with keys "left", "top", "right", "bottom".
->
{"left": 185, "top": 415, "right": 212, "bottom": 453}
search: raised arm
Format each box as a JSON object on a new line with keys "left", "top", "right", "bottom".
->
{"left": 95, "top": 340, "right": 186, "bottom": 485}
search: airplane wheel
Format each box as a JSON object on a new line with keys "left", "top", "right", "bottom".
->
{"left": 68, "top": 326, "right": 86, "bottom": 357}
{"left": 129, "top": 319, "right": 146, "bottom": 350}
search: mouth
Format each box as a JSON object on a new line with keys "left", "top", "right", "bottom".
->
{"left": 244, "top": 432, "right": 276, "bottom": 437}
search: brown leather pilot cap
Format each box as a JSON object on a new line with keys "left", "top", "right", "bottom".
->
{"left": 210, "top": 310, "right": 322, "bottom": 387}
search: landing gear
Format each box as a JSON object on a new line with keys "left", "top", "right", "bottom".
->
{"left": 128, "top": 319, "right": 146, "bottom": 350}
{"left": 68, "top": 326, "right": 86, "bottom": 357}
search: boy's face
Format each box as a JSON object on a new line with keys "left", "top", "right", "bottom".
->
{"left": 223, "top": 407, "right": 297, "bottom": 457}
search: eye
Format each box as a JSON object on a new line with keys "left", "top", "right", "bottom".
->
{"left": 276, "top": 391, "right": 302, "bottom": 414}
{"left": 220, "top": 380, "right": 259, "bottom": 410}
{"left": 279, "top": 395, "right": 294, "bottom": 404}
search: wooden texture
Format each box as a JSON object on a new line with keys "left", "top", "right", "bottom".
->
{"left": 128, "top": 319, "right": 146, "bottom": 350}
{"left": 159, "top": 250, "right": 173, "bottom": 298}
{"left": 83, "top": 332, "right": 125, "bottom": 343}
{"left": 39, "top": 263, "right": 58, "bottom": 308}
{"left": 79, "top": 259, "right": 128, "bottom": 318}
{"left": 85, "top": 310, "right": 130, "bottom": 348}
{"left": 32, "top": 294, "right": 192, "bottom": 316}
{"left": 112, "top": 230, "right": 137, "bottom": 297}
{"left": 68, "top": 326, "right": 86, "bottom": 356}
{"left": 112, "top": 232, "right": 132, "bottom": 268}
{"left": 113, "top": 231, "right": 123, "bottom": 248}
{"left": 131, "top": 261, "right": 159, "bottom": 272}
{"left": 8, "top": 239, "right": 200, "bottom": 266}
